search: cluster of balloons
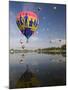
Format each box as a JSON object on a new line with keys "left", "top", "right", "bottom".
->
{"left": 16, "top": 11, "right": 39, "bottom": 43}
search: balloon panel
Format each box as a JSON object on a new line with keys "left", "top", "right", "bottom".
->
{"left": 16, "top": 11, "right": 38, "bottom": 20}
{"left": 21, "top": 28, "right": 34, "bottom": 39}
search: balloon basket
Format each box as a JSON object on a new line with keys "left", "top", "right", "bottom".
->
{"left": 26, "top": 39, "right": 28, "bottom": 43}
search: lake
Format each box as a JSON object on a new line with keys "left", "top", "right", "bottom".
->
{"left": 9, "top": 52, "right": 66, "bottom": 88}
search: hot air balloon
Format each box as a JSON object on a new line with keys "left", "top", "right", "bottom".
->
{"left": 49, "top": 40, "right": 52, "bottom": 43}
{"left": 20, "top": 39, "right": 23, "bottom": 44}
{"left": 22, "top": 45, "right": 25, "bottom": 49}
{"left": 16, "top": 11, "right": 39, "bottom": 43}
{"left": 20, "top": 39, "right": 25, "bottom": 49}
{"left": 38, "top": 7, "right": 41, "bottom": 11}
{"left": 59, "top": 39, "right": 61, "bottom": 42}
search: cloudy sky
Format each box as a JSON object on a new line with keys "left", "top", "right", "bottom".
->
{"left": 9, "top": 1, "right": 66, "bottom": 49}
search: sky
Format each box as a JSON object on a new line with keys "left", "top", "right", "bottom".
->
{"left": 9, "top": 1, "right": 66, "bottom": 49}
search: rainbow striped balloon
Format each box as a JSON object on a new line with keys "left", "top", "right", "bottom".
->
{"left": 16, "top": 11, "right": 39, "bottom": 42}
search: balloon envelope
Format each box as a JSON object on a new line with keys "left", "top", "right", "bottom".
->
{"left": 16, "top": 11, "right": 39, "bottom": 41}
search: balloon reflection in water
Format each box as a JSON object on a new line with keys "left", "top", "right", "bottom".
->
{"left": 19, "top": 53, "right": 25, "bottom": 64}
{"left": 15, "top": 65, "right": 41, "bottom": 88}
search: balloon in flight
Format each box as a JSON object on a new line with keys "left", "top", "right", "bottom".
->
{"left": 16, "top": 11, "right": 39, "bottom": 43}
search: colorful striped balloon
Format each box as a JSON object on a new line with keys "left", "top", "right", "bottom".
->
{"left": 16, "top": 11, "right": 39, "bottom": 42}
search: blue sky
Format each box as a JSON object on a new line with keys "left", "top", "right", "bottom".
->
{"left": 9, "top": 1, "right": 66, "bottom": 49}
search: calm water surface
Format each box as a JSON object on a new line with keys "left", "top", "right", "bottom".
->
{"left": 9, "top": 52, "right": 66, "bottom": 88}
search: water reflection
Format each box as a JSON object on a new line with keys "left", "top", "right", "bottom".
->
{"left": 19, "top": 53, "right": 25, "bottom": 64}
{"left": 21, "top": 54, "right": 25, "bottom": 57}
{"left": 9, "top": 52, "right": 66, "bottom": 89}
{"left": 37, "top": 52, "right": 66, "bottom": 57}
{"left": 15, "top": 65, "right": 40, "bottom": 88}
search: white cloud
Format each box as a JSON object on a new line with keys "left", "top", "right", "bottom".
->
{"left": 10, "top": 35, "right": 66, "bottom": 50}
{"left": 49, "top": 38, "right": 66, "bottom": 47}
{"left": 30, "top": 36, "right": 39, "bottom": 41}
{"left": 50, "top": 39, "right": 66, "bottom": 43}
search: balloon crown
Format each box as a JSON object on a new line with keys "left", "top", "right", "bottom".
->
{"left": 16, "top": 11, "right": 39, "bottom": 31}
